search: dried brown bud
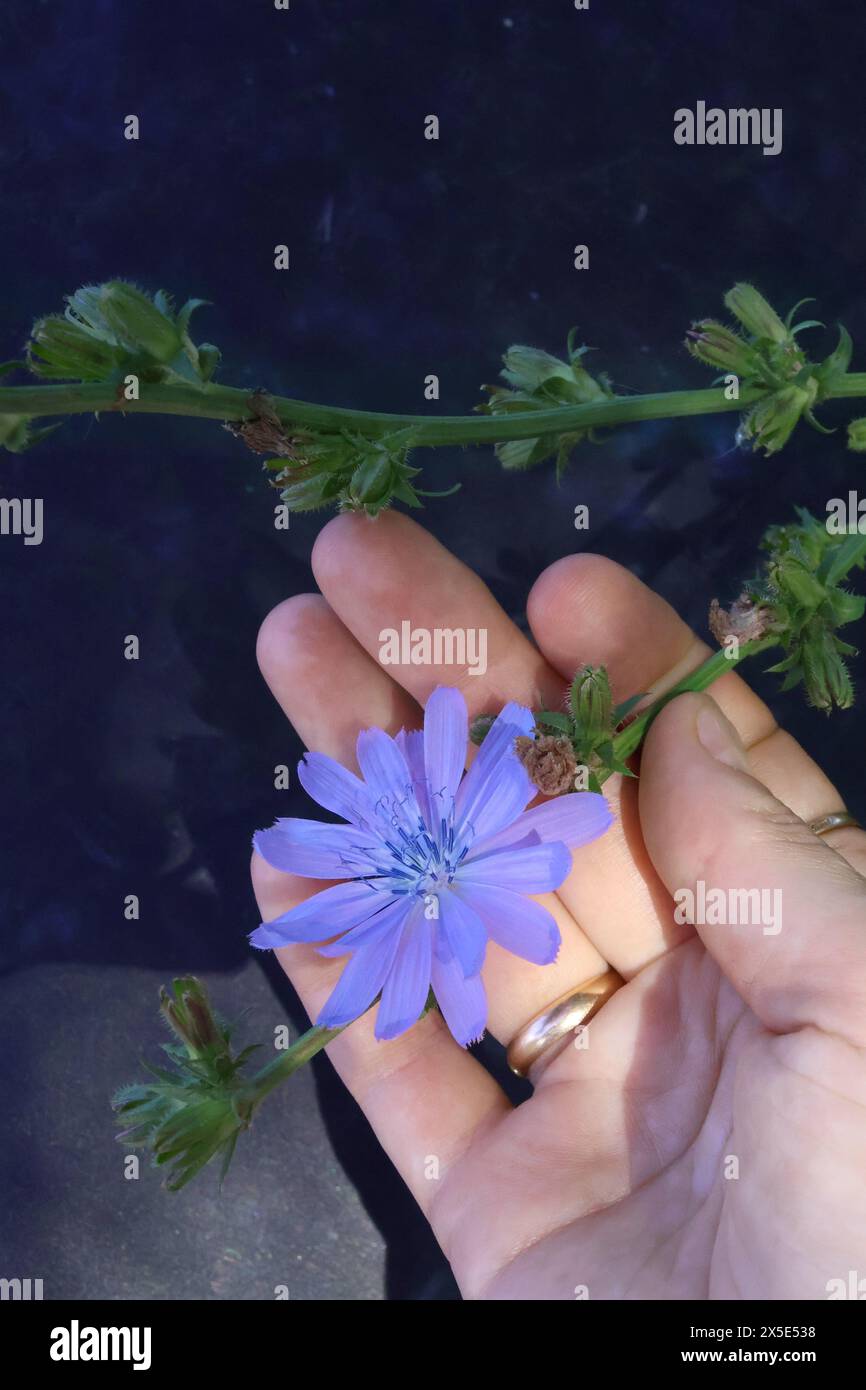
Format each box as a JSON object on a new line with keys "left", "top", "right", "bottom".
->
{"left": 224, "top": 389, "right": 300, "bottom": 456}
{"left": 709, "top": 594, "right": 774, "bottom": 646}
{"left": 515, "top": 733, "right": 578, "bottom": 796}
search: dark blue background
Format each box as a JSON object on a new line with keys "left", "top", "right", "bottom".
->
{"left": 1, "top": 0, "right": 864, "bottom": 1299}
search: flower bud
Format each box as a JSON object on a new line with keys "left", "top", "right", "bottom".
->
{"left": 495, "top": 434, "right": 558, "bottom": 471}
{"left": 802, "top": 629, "right": 856, "bottom": 710}
{"left": 724, "top": 283, "right": 789, "bottom": 344}
{"left": 0, "top": 414, "right": 33, "bottom": 452}
{"left": 27, "top": 314, "right": 121, "bottom": 380}
{"left": 261, "top": 430, "right": 420, "bottom": 516}
{"left": 159, "top": 977, "right": 223, "bottom": 1056}
{"left": 570, "top": 665, "right": 613, "bottom": 742}
{"left": 738, "top": 380, "right": 817, "bottom": 455}
{"left": 758, "top": 508, "right": 866, "bottom": 712}
{"left": 277, "top": 468, "right": 338, "bottom": 512}
{"left": 482, "top": 338, "right": 611, "bottom": 474}
{"left": 196, "top": 343, "right": 221, "bottom": 381}
{"left": 95, "top": 281, "right": 183, "bottom": 360}
{"left": 151, "top": 1093, "right": 247, "bottom": 1186}
{"left": 771, "top": 555, "right": 828, "bottom": 612}
{"left": 501, "top": 345, "right": 576, "bottom": 392}
{"left": 685, "top": 320, "right": 760, "bottom": 378}
{"left": 847, "top": 417, "right": 866, "bottom": 453}
{"left": 26, "top": 281, "right": 219, "bottom": 384}
{"left": 569, "top": 362, "right": 609, "bottom": 404}
{"left": 349, "top": 450, "right": 393, "bottom": 505}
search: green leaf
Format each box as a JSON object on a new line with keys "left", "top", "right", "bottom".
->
{"left": 0, "top": 415, "right": 63, "bottom": 453}
{"left": 784, "top": 297, "right": 817, "bottom": 329}
{"left": 827, "top": 591, "right": 866, "bottom": 626}
{"left": 535, "top": 710, "right": 573, "bottom": 733}
{"left": 818, "top": 324, "right": 853, "bottom": 384}
{"left": 819, "top": 534, "right": 866, "bottom": 587}
{"left": 176, "top": 297, "right": 211, "bottom": 335}
{"left": 414, "top": 482, "right": 462, "bottom": 498}
{"left": 197, "top": 343, "right": 221, "bottom": 382}
{"left": 320, "top": 472, "right": 349, "bottom": 499}
{"left": 612, "top": 692, "right": 647, "bottom": 724}
{"left": 803, "top": 409, "right": 835, "bottom": 436}
{"left": 349, "top": 451, "right": 394, "bottom": 504}
{"left": 389, "top": 474, "right": 424, "bottom": 507}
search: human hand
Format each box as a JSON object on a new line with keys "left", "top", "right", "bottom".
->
{"left": 252, "top": 511, "right": 866, "bottom": 1300}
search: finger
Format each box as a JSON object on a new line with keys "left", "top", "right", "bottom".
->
{"left": 639, "top": 692, "right": 866, "bottom": 1047}
{"left": 310, "top": 511, "right": 608, "bottom": 1042}
{"left": 253, "top": 593, "right": 509, "bottom": 1213}
{"left": 526, "top": 552, "right": 866, "bottom": 973}
{"left": 311, "top": 509, "right": 562, "bottom": 707}
{"left": 743, "top": 729, "right": 866, "bottom": 875}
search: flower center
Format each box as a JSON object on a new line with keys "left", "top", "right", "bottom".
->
{"left": 380, "top": 812, "right": 470, "bottom": 898}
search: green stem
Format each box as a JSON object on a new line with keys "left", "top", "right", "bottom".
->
{"left": 2, "top": 374, "right": 864, "bottom": 448}
{"left": 0, "top": 379, "right": 759, "bottom": 440}
{"left": 608, "top": 637, "right": 777, "bottom": 769}
{"left": 243, "top": 1023, "right": 345, "bottom": 1107}
{"left": 822, "top": 372, "right": 866, "bottom": 399}
{"left": 0, "top": 372, "right": 861, "bottom": 447}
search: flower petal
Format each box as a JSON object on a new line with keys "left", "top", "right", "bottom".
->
{"left": 459, "top": 840, "right": 572, "bottom": 893}
{"left": 454, "top": 882, "right": 561, "bottom": 965}
{"left": 430, "top": 954, "right": 487, "bottom": 1047}
{"left": 435, "top": 888, "right": 488, "bottom": 976}
{"left": 395, "top": 727, "right": 433, "bottom": 829}
{"left": 317, "top": 894, "right": 411, "bottom": 956}
{"left": 249, "top": 881, "right": 392, "bottom": 949}
{"left": 375, "top": 903, "right": 433, "bottom": 1041}
{"left": 461, "top": 754, "right": 536, "bottom": 845}
{"left": 356, "top": 727, "right": 422, "bottom": 834}
{"left": 454, "top": 700, "right": 534, "bottom": 838}
{"left": 253, "top": 820, "right": 376, "bottom": 878}
{"left": 296, "top": 751, "right": 377, "bottom": 827}
{"left": 316, "top": 929, "right": 401, "bottom": 1030}
{"left": 423, "top": 686, "right": 468, "bottom": 826}
{"left": 479, "top": 792, "right": 613, "bottom": 855}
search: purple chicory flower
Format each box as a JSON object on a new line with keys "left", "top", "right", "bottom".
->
{"left": 251, "top": 687, "right": 612, "bottom": 1047}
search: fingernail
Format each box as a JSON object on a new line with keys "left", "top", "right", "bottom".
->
{"left": 696, "top": 704, "right": 748, "bottom": 771}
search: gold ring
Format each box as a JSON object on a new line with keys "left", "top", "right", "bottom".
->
{"left": 809, "top": 810, "right": 861, "bottom": 837}
{"left": 506, "top": 968, "right": 625, "bottom": 1080}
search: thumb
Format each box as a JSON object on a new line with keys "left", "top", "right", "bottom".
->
{"left": 638, "top": 692, "right": 866, "bottom": 1047}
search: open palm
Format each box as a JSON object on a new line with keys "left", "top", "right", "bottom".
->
{"left": 252, "top": 512, "right": 866, "bottom": 1300}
